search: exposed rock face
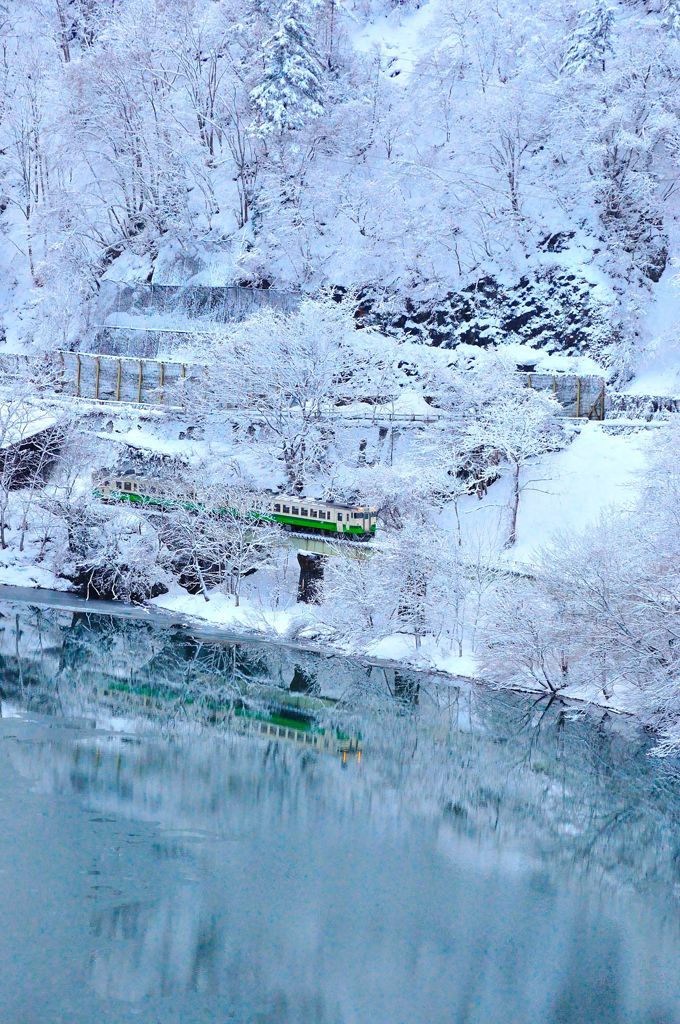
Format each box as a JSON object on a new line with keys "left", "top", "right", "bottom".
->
{"left": 359, "top": 268, "right": 616, "bottom": 356}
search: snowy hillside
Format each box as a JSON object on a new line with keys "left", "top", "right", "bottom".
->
{"left": 0, "top": 0, "right": 678, "bottom": 752}
{"left": 0, "top": 0, "right": 679, "bottom": 378}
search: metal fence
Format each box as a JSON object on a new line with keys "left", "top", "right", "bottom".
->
{"left": 0, "top": 351, "right": 606, "bottom": 419}
{"left": 57, "top": 351, "right": 199, "bottom": 405}
{"left": 524, "top": 371, "right": 605, "bottom": 420}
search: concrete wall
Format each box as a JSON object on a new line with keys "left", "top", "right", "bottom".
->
{"left": 97, "top": 281, "right": 298, "bottom": 322}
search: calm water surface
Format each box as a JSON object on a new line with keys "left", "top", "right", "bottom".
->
{"left": 0, "top": 596, "right": 679, "bottom": 1024}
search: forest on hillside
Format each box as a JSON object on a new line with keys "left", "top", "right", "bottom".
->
{"left": 1, "top": 0, "right": 680, "bottom": 370}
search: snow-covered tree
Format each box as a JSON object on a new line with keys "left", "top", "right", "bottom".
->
{"left": 160, "top": 482, "right": 279, "bottom": 604}
{"left": 60, "top": 497, "right": 168, "bottom": 602}
{"left": 561, "top": 1, "right": 614, "bottom": 74}
{"left": 479, "top": 419, "right": 680, "bottom": 743}
{"left": 662, "top": 0, "right": 680, "bottom": 38}
{"left": 187, "top": 297, "right": 399, "bottom": 494}
{"left": 320, "top": 547, "right": 383, "bottom": 644}
{"left": 463, "top": 360, "right": 564, "bottom": 548}
{"left": 322, "top": 519, "right": 469, "bottom": 653}
{"left": 250, "top": 0, "right": 325, "bottom": 132}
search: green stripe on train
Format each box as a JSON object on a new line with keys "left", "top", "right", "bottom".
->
{"left": 270, "top": 513, "right": 371, "bottom": 534}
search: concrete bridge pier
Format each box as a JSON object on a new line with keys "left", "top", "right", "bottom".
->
{"left": 297, "top": 551, "right": 327, "bottom": 604}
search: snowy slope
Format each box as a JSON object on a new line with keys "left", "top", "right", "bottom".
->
{"left": 457, "top": 423, "right": 654, "bottom": 567}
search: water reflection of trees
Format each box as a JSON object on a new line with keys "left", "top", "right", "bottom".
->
{"left": 7, "top": 713, "right": 680, "bottom": 1024}
{"left": 1, "top": 599, "right": 680, "bottom": 907}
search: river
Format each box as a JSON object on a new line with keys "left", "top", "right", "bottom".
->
{"left": 0, "top": 591, "right": 678, "bottom": 1024}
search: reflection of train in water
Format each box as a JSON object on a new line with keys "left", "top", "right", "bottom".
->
{"left": 230, "top": 702, "right": 361, "bottom": 762}
{"left": 100, "top": 680, "right": 362, "bottom": 763}
{"left": 0, "top": 605, "right": 365, "bottom": 764}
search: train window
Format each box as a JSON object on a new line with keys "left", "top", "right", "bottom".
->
{"left": 337, "top": 513, "right": 343, "bottom": 522}
{"left": 282, "top": 505, "right": 290, "bottom": 513}
{"left": 292, "top": 506, "right": 299, "bottom": 515}
{"left": 115, "top": 481, "right": 121, "bottom": 489}
{"left": 310, "top": 509, "right": 317, "bottom": 518}
{"left": 274, "top": 503, "right": 281, "bottom": 512}
{"left": 123, "top": 482, "right": 132, "bottom": 492}
{"left": 301, "top": 508, "right": 308, "bottom": 516}
{"left": 318, "top": 511, "right": 326, "bottom": 520}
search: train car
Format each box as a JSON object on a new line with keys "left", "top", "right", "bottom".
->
{"left": 94, "top": 475, "right": 195, "bottom": 510}
{"left": 268, "top": 495, "right": 377, "bottom": 538}
{"left": 94, "top": 475, "right": 378, "bottom": 539}
{"left": 230, "top": 702, "right": 361, "bottom": 761}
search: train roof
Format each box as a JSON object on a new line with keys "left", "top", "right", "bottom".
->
{"left": 273, "top": 495, "right": 376, "bottom": 510}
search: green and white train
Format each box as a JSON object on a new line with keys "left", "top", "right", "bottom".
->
{"left": 94, "top": 475, "right": 378, "bottom": 539}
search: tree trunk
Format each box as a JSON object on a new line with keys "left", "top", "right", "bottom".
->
{"left": 505, "top": 462, "right": 520, "bottom": 548}
{"left": 283, "top": 445, "right": 303, "bottom": 495}
{"left": 195, "top": 561, "right": 210, "bottom": 601}
{"left": 454, "top": 501, "right": 462, "bottom": 547}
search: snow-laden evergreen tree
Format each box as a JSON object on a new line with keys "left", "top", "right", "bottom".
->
{"left": 561, "top": 1, "right": 614, "bottom": 73}
{"left": 250, "top": 0, "right": 324, "bottom": 133}
{"left": 662, "top": 0, "right": 680, "bottom": 38}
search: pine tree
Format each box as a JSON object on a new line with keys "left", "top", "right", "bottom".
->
{"left": 561, "top": 2, "right": 614, "bottom": 74}
{"left": 250, "top": 0, "right": 325, "bottom": 133}
{"left": 663, "top": 0, "right": 680, "bottom": 39}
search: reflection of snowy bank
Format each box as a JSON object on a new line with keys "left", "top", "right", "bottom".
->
{"left": 149, "top": 586, "right": 631, "bottom": 718}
